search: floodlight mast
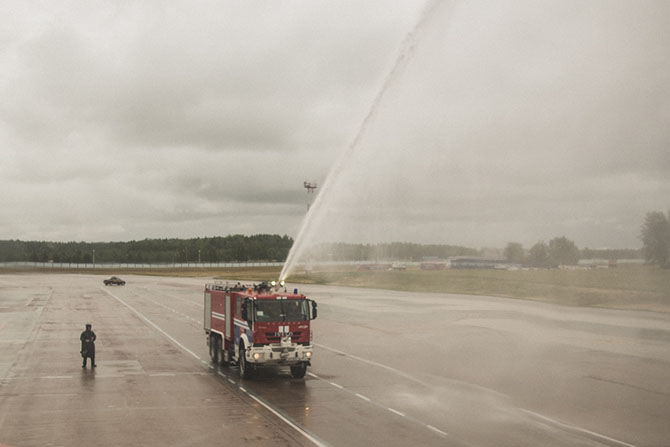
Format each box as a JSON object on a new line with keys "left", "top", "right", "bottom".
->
{"left": 304, "top": 181, "right": 317, "bottom": 211}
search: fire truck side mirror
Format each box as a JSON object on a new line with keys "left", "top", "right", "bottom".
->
{"left": 241, "top": 299, "right": 250, "bottom": 321}
{"left": 311, "top": 300, "right": 317, "bottom": 320}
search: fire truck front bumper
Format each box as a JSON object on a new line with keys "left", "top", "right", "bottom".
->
{"left": 246, "top": 343, "right": 313, "bottom": 366}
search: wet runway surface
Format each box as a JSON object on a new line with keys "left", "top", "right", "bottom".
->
{"left": 1, "top": 273, "right": 669, "bottom": 446}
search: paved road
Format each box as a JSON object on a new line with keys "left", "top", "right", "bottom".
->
{"left": 1, "top": 273, "right": 669, "bottom": 446}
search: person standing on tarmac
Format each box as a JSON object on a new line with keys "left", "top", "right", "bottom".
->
{"left": 80, "top": 324, "right": 97, "bottom": 368}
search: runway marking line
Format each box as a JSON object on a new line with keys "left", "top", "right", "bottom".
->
{"left": 134, "top": 292, "right": 201, "bottom": 326}
{"left": 387, "top": 408, "right": 406, "bottom": 417}
{"left": 313, "top": 372, "right": 451, "bottom": 441}
{"left": 43, "top": 375, "right": 72, "bottom": 379}
{"left": 519, "top": 409, "right": 638, "bottom": 447}
{"left": 245, "top": 392, "right": 331, "bottom": 447}
{"left": 101, "top": 287, "right": 201, "bottom": 361}
{"left": 315, "top": 341, "right": 507, "bottom": 398}
{"left": 426, "top": 425, "right": 448, "bottom": 436}
{"left": 355, "top": 393, "right": 371, "bottom": 402}
{"left": 138, "top": 285, "right": 203, "bottom": 309}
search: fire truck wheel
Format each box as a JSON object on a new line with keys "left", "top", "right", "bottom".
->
{"left": 290, "top": 363, "right": 307, "bottom": 379}
{"left": 239, "top": 344, "right": 253, "bottom": 379}
{"left": 209, "top": 334, "right": 220, "bottom": 364}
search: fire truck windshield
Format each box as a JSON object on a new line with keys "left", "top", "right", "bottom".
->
{"left": 254, "top": 300, "right": 309, "bottom": 322}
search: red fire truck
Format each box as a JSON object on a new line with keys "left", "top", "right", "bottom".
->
{"left": 204, "top": 281, "right": 317, "bottom": 379}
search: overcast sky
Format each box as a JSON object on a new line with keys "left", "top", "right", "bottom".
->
{"left": 1, "top": 1, "right": 668, "bottom": 250}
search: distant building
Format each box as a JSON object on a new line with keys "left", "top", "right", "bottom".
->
{"left": 449, "top": 257, "right": 510, "bottom": 269}
{"left": 358, "top": 263, "right": 392, "bottom": 271}
{"left": 420, "top": 257, "right": 446, "bottom": 270}
{"left": 579, "top": 258, "right": 644, "bottom": 267}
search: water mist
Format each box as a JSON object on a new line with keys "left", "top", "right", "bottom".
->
{"left": 279, "top": 0, "right": 444, "bottom": 283}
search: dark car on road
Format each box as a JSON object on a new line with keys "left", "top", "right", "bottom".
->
{"left": 103, "top": 276, "right": 126, "bottom": 286}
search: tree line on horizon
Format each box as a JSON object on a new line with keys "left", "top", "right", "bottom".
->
{"left": 0, "top": 235, "right": 641, "bottom": 266}
{"left": 2, "top": 209, "right": 666, "bottom": 267}
{"left": 502, "top": 237, "right": 642, "bottom": 268}
{"left": 0, "top": 235, "right": 294, "bottom": 264}
{"left": 0, "top": 237, "right": 479, "bottom": 264}
{"left": 640, "top": 210, "right": 670, "bottom": 268}
{"left": 503, "top": 210, "right": 668, "bottom": 268}
{"left": 0, "top": 237, "right": 481, "bottom": 264}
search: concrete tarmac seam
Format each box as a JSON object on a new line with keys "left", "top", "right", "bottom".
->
{"left": 138, "top": 285, "right": 203, "bottom": 308}
{"left": 121, "top": 286, "right": 202, "bottom": 327}
{"left": 101, "top": 287, "right": 329, "bottom": 447}
{"left": 136, "top": 292, "right": 202, "bottom": 327}
{"left": 101, "top": 287, "right": 202, "bottom": 361}
{"left": 0, "top": 287, "right": 53, "bottom": 386}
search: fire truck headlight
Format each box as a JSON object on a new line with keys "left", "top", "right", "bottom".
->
{"left": 253, "top": 352, "right": 261, "bottom": 360}
{"left": 304, "top": 351, "right": 312, "bottom": 358}
{"left": 271, "top": 280, "right": 277, "bottom": 287}
{"left": 280, "top": 280, "right": 285, "bottom": 287}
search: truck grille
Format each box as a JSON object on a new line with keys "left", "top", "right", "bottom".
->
{"left": 264, "top": 331, "right": 302, "bottom": 342}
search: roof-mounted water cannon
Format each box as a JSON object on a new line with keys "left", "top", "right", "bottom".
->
{"left": 271, "top": 280, "right": 286, "bottom": 291}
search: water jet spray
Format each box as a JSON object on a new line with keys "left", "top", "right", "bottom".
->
{"left": 278, "top": 0, "right": 443, "bottom": 284}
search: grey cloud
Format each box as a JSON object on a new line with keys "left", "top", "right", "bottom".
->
{"left": 2, "top": 1, "right": 418, "bottom": 153}
{"left": 164, "top": 170, "right": 306, "bottom": 207}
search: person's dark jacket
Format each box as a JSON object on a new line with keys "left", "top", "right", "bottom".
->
{"left": 80, "top": 330, "right": 96, "bottom": 358}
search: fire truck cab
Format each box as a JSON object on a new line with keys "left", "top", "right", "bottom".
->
{"left": 204, "top": 281, "right": 317, "bottom": 379}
